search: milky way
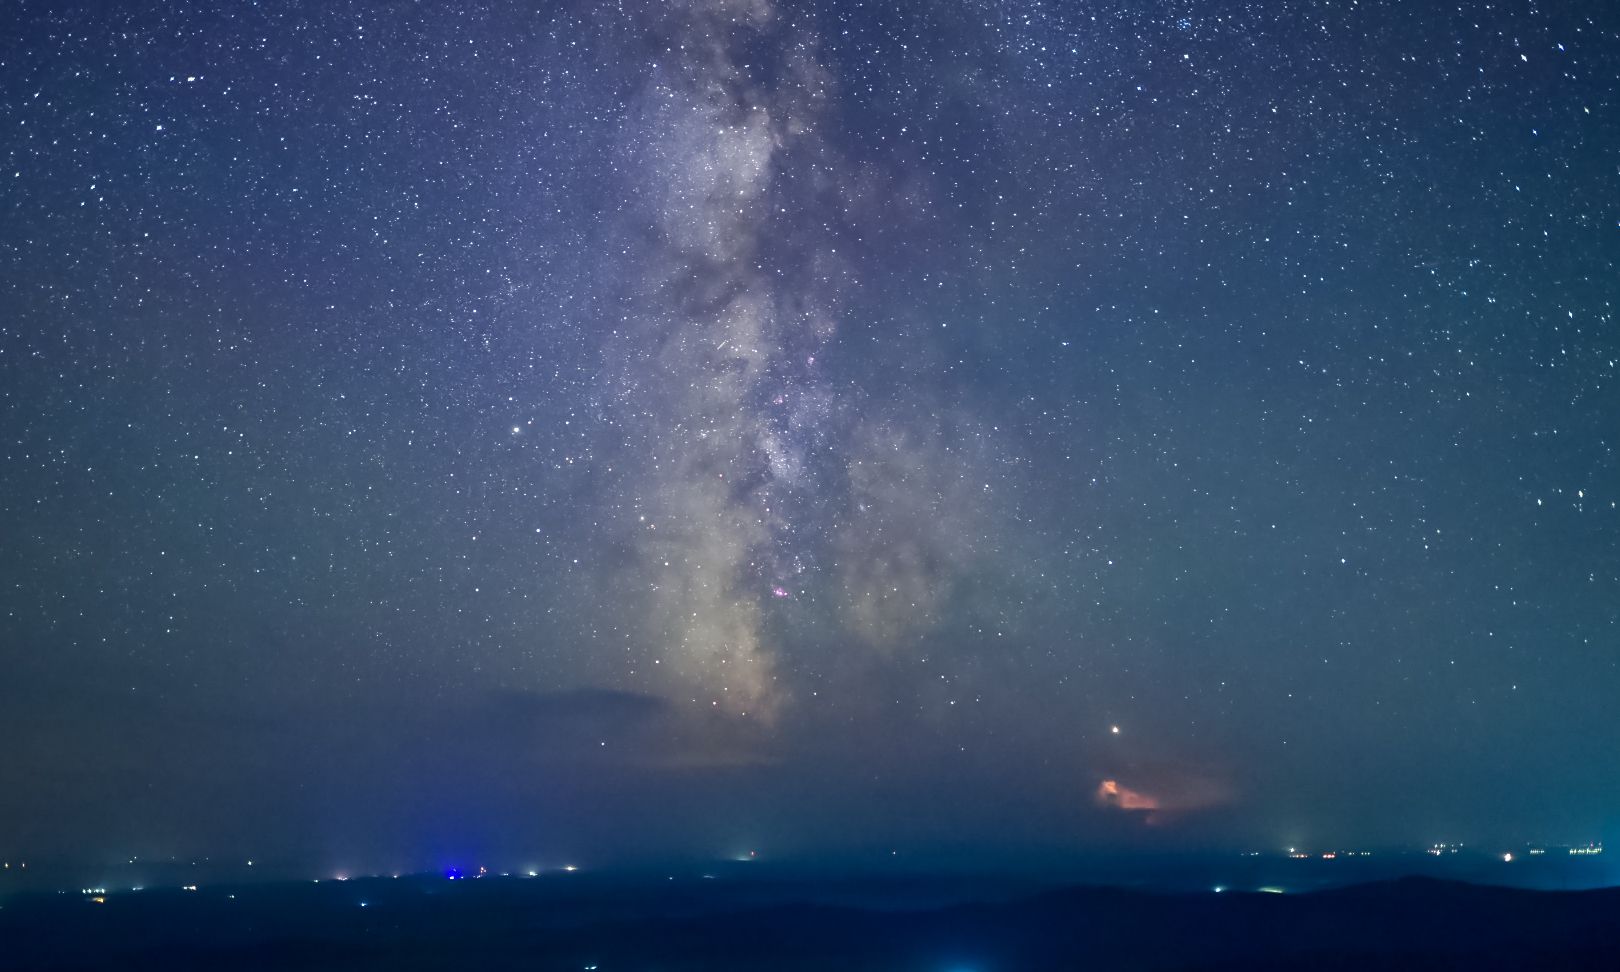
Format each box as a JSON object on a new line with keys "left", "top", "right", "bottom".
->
{"left": 600, "top": 0, "right": 1008, "bottom": 719}
{"left": 608, "top": 0, "right": 834, "bottom": 716}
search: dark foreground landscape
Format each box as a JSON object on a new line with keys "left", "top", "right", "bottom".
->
{"left": 5, "top": 872, "right": 1619, "bottom": 971}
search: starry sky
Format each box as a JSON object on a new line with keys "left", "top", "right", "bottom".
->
{"left": 2, "top": 0, "right": 1617, "bottom": 873}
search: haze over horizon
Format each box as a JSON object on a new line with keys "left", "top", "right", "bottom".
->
{"left": 3, "top": 0, "right": 1616, "bottom": 875}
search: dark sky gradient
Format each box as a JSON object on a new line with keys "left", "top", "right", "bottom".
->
{"left": 2, "top": 0, "right": 1617, "bottom": 874}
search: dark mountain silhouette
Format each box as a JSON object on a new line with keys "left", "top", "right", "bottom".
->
{"left": 4, "top": 874, "right": 1618, "bottom": 970}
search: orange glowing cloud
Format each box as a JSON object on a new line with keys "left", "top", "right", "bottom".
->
{"left": 1096, "top": 779, "right": 1159, "bottom": 811}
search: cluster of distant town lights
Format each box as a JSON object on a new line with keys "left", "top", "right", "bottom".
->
{"left": 58, "top": 863, "right": 586, "bottom": 903}
{"left": 7, "top": 843, "right": 1607, "bottom": 904}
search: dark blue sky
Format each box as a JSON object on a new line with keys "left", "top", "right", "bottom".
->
{"left": 2, "top": 0, "right": 1616, "bottom": 874}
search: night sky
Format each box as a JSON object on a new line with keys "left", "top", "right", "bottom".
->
{"left": 3, "top": 0, "right": 1617, "bottom": 875}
